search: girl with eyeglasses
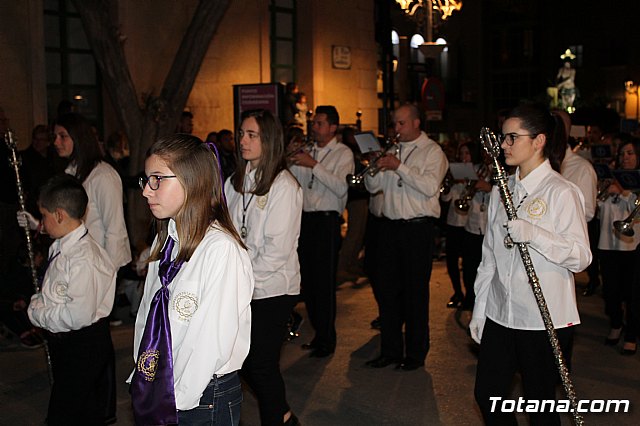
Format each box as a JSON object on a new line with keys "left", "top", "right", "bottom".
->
{"left": 224, "top": 109, "right": 303, "bottom": 426}
{"left": 470, "top": 104, "right": 591, "bottom": 425}
{"left": 132, "top": 134, "right": 253, "bottom": 425}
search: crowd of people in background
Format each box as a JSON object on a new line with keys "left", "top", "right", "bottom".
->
{"left": 2, "top": 94, "right": 640, "bottom": 425}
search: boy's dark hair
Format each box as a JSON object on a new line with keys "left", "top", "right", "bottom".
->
{"left": 315, "top": 105, "right": 340, "bottom": 127}
{"left": 38, "top": 174, "right": 88, "bottom": 219}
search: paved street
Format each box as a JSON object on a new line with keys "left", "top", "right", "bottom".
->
{"left": 1, "top": 260, "right": 639, "bottom": 425}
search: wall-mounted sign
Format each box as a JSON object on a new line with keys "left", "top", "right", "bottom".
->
{"left": 332, "top": 45, "right": 352, "bottom": 70}
{"left": 232, "top": 83, "right": 285, "bottom": 129}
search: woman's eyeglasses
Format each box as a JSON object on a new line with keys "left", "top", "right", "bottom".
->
{"left": 500, "top": 132, "right": 537, "bottom": 146}
{"left": 139, "top": 175, "right": 177, "bottom": 190}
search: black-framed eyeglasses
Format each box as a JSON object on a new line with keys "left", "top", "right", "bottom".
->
{"left": 139, "top": 175, "right": 177, "bottom": 190}
{"left": 238, "top": 129, "right": 260, "bottom": 140}
{"left": 500, "top": 132, "right": 537, "bottom": 146}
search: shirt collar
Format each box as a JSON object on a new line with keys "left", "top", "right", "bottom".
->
{"left": 316, "top": 137, "right": 338, "bottom": 151}
{"left": 168, "top": 219, "right": 179, "bottom": 243}
{"left": 516, "top": 159, "right": 552, "bottom": 194}
{"left": 56, "top": 223, "right": 89, "bottom": 255}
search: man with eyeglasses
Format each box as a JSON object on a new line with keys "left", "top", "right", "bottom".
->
{"left": 289, "top": 105, "right": 354, "bottom": 358}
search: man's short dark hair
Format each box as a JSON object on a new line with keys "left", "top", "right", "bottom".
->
{"left": 315, "top": 105, "right": 340, "bottom": 127}
{"left": 38, "top": 174, "right": 88, "bottom": 219}
{"left": 218, "top": 129, "right": 233, "bottom": 140}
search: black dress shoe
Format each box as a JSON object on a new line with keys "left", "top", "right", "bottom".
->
{"left": 370, "top": 317, "right": 381, "bottom": 330}
{"left": 284, "top": 413, "right": 300, "bottom": 426}
{"left": 366, "top": 355, "right": 401, "bottom": 368}
{"left": 301, "top": 342, "right": 316, "bottom": 350}
{"left": 397, "top": 358, "right": 425, "bottom": 371}
{"left": 309, "top": 347, "right": 334, "bottom": 358}
{"left": 446, "top": 294, "right": 463, "bottom": 309}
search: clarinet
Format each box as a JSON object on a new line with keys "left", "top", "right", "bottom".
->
{"left": 4, "top": 129, "right": 54, "bottom": 386}
{"left": 479, "top": 127, "right": 583, "bottom": 426}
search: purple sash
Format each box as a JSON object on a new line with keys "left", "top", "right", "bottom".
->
{"left": 131, "top": 237, "right": 184, "bottom": 425}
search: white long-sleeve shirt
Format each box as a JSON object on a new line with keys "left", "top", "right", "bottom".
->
{"left": 365, "top": 131, "right": 448, "bottom": 220}
{"left": 290, "top": 137, "right": 354, "bottom": 214}
{"left": 130, "top": 220, "right": 254, "bottom": 410}
{"left": 66, "top": 161, "right": 131, "bottom": 268}
{"left": 597, "top": 191, "right": 640, "bottom": 251}
{"left": 464, "top": 165, "right": 492, "bottom": 236}
{"left": 561, "top": 146, "right": 597, "bottom": 222}
{"left": 473, "top": 160, "right": 591, "bottom": 331}
{"left": 441, "top": 182, "right": 469, "bottom": 227}
{"left": 225, "top": 167, "right": 302, "bottom": 300}
{"left": 28, "top": 224, "right": 116, "bottom": 333}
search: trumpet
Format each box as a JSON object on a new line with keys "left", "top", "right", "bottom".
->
{"left": 597, "top": 178, "right": 621, "bottom": 204}
{"left": 454, "top": 164, "right": 489, "bottom": 212}
{"left": 613, "top": 198, "right": 640, "bottom": 236}
{"left": 347, "top": 133, "right": 399, "bottom": 188}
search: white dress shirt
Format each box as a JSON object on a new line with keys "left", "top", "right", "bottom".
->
{"left": 365, "top": 131, "right": 448, "bottom": 220}
{"left": 561, "top": 146, "right": 597, "bottom": 222}
{"left": 473, "top": 160, "right": 592, "bottom": 330}
{"left": 66, "top": 161, "right": 132, "bottom": 268}
{"left": 130, "top": 219, "right": 254, "bottom": 410}
{"left": 290, "top": 137, "right": 354, "bottom": 214}
{"left": 368, "top": 191, "right": 384, "bottom": 217}
{"left": 597, "top": 192, "right": 640, "bottom": 251}
{"left": 225, "top": 167, "right": 302, "bottom": 300}
{"left": 28, "top": 224, "right": 116, "bottom": 333}
{"left": 441, "top": 182, "right": 469, "bottom": 227}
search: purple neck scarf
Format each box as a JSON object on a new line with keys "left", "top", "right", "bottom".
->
{"left": 131, "top": 237, "right": 184, "bottom": 425}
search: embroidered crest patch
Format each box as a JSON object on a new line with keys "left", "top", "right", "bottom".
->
{"left": 526, "top": 198, "right": 547, "bottom": 218}
{"left": 137, "top": 349, "right": 160, "bottom": 382}
{"left": 256, "top": 195, "right": 268, "bottom": 209}
{"left": 174, "top": 292, "right": 198, "bottom": 320}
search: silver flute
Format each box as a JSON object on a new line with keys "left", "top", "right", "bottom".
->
{"left": 4, "top": 129, "right": 54, "bottom": 385}
{"left": 479, "top": 127, "right": 583, "bottom": 426}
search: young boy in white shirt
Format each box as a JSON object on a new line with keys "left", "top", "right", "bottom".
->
{"left": 27, "top": 174, "right": 117, "bottom": 426}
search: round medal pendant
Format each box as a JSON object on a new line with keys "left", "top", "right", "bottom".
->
{"left": 240, "top": 226, "right": 247, "bottom": 238}
{"left": 397, "top": 179, "right": 403, "bottom": 187}
{"left": 307, "top": 181, "right": 313, "bottom": 189}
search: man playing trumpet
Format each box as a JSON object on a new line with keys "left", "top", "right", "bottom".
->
{"left": 363, "top": 103, "right": 448, "bottom": 371}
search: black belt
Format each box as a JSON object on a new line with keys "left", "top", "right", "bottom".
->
{"left": 46, "top": 316, "right": 109, "bottom": 340}
{"left": 383, "top": 215, "right": 435, "bottom": 224}
{"left": 303, "top": 211, "right": 340, "bottom": 217}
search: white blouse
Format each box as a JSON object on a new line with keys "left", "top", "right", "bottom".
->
{"left": 597, "top": 191, "right": 640, "bottom": 251}
{"left": 473, "top": 160, "right": 591, "bottom": 331}
{"left": 66, "top": 161, "right": 131, "bottom": 268}
{"left": 225, "top": 167, "right": 303, "bottom": 300}
{"left": 130, "top": 220, "right": 254, "bottom": 410}
{"left": 441, "top": 182, "right": 469, "bottom": 227}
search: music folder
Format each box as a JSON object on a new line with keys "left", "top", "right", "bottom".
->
{"left": 611, "top": 169, "right": 640, "bottom": 191}
{"left": 591, "top": 144, "right": 612, "bottom": 160}
{"left": 449, "top": 162, "right": 478, "bottom": 180}
{"left": 354, "top": 131, "right": 382, "bottom": 153}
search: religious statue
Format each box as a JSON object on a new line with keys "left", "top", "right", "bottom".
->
{"left": 557, "top": 49, "right": 577, "bottom": 113}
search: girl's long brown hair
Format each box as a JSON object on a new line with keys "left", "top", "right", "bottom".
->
{"left": 147, "top": 134, "right": 245, "bottom": 263}
{"left": 230, "top": 109, "right": 290, "bottom": 196}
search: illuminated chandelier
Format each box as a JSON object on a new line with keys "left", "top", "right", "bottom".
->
{"left": 396, "top": 0, "right": 463, "bottom": 21}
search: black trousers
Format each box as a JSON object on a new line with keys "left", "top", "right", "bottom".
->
{"left": 46, "top": 318, "right": 114, "bottom": 426}
{"left": 241, "top": 295, "right": 298, "bottom": 426}
{"left": 376, "top": 217, "right": 435, "bottom": 361}
{"left": 364, "top": 213, "right": 383, "bottom": 307}
{"left": 461, "top": 230, "right": 484, "bottom": 306}
{"left": 445, "top": 225, "right": 466, "bottom": 298}
{"left": 475, "top": 319, "right": 575, "bottom": 426}
{"left": 298, "top": 211, "right": 341, "bottom": 351}
{"left": 600, "top": 248, "right": 638, "bottom": 341}
{"left": 586, "top": 218, "right": 601, "bottom": 286}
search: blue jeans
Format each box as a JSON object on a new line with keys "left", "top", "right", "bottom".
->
{"left": 177, "top": 372, "right": 242, "bottom": 425}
